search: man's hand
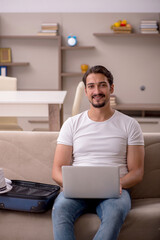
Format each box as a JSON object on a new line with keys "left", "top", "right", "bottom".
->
{"left": 120, "top": 180, "right": 122, "bottom": 195}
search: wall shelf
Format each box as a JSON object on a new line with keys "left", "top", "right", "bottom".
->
{"left": 61, "top": 72, "right": 83, "bottom": 77}
{"left": 0, "top": 35, "right": 60, "bottom": 39}
{"left": 61, "top": 45, "right": 94, "bottom": 83}
{"left": 61, "top": 46, "right": 94, "bottom": 50}
{"left": 0, "top": 62, "right": 29, "bottom": 66}
{"left": 113, "top": 104, "right": 160, "bottom": 117}
{"left": 93, "top": 33, "right": 160, "bottom": 37}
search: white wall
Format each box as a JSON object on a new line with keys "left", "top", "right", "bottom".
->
{"left": 1, "top": 0, "right": 160, "bottom": 13}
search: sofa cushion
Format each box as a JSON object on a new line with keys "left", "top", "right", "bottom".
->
{"left": 118, "top": 198, "right": 160, "bottom": 240}
{"left": 75, "top": 213, "right": 100, "bottom": 240}
{"left": 0, "top": 209, "right": 53, "bottom": 240}
{"left": 0, "top": 131, "right": 59, "bottom": 185}
{"left": 130, "top": 133, "right": 160, "bottom": 199}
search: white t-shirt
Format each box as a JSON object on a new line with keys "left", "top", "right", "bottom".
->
{"left": 57, "top": 110, "right": 144, "bottom": 177}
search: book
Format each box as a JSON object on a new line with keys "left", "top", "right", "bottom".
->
{"left": 38, "top": 23, "right": 59, "bottom": 36}
{"left": 41, "top": 26, "right": 58, "bottom": 31}
{"left": 140, "top": 24, "right": 158, "bottom": 28}
{"left": 140, "top": 20, "right": 159, "bottom": 34}
{"left": 39, "top": 30, "right": 57, "bottom": 33}
{"left": 110, "top": 95, "right": 117, "bottom": 106}
{"left": 41, "top": 23, "right": 59, "bottom": 31}
{"left": 141, "top": 30, "right": 159, "bottom": 34}
{"left": 0, "top": 66, "right": 7, "bottom": 76}
{"left": 37, "top": 32, "right": 58, "bottom": 36}
{"left": 41, "top": 23, "right": 58, "bottom": 26}
{"left": 141, "top": 27, "right": 157, "bottom": 31}
{"left": 141, "top": 20, "right": 157, "bottom": 24}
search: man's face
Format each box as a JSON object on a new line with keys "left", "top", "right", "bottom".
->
{"left": 85, "top": 73, "right": 114, "bottom": 108}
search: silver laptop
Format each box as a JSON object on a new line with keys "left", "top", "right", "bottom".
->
{"left": 62, "top": 165, "right": 120, "bottom": 199}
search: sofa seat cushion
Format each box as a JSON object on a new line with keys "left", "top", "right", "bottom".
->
{"left": 75, "top": 213, "right": 100, "bottom": 240}
{"left": 74, "top": 198, "right": 160, "bottom": 240}
{"left": 118, "top": 198, "right": 160, "bottom": 240}
{"left": 0, "top": 209, "right": 53, "bottom": 240}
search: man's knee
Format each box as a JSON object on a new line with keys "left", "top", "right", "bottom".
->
{"left": 53, "top": 192, "right": 72, "bottom": 215}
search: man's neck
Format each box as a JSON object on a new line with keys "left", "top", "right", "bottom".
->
{"left": 88, "top": 105, "right": 115, "bottom": 122}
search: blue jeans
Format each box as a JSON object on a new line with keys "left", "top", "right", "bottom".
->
{"left": 52, "top": 190, "right": 131, "bottom": 240}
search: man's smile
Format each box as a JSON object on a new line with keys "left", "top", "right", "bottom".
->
{"left": 92, "top": 94, "right": 105, "bottom": 101}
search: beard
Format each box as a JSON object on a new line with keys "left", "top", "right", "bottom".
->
{"left": 90, "top": 94, "right": 109, "bottom": 108}
{"left": 91, "top": 101, "right": 106, "bottom": 108}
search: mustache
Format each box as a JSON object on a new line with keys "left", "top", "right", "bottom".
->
{"left": 92, "top": 94, "right": 105, "bottom": 98}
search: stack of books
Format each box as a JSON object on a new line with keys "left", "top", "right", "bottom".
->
{"left": 140, "top": 20, "right": 159, "bottom": 34}
{"left": 110, "top": 95, "right": 117, "bottom": 106}
{"left": 37, "top": 23, "right": 59, "bottom": 36}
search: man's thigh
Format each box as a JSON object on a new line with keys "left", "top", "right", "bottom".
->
{"left": 96, "top": 189, "right": 131, "bottom": 220}
{"left": 53, "top": 192, "right": 90, "bottom": 220}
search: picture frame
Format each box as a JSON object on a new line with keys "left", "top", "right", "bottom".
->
{"left": 0, "top": 48, "right": 11, "bottom": 63}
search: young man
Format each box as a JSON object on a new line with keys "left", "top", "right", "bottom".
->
{"left": 52, "top": 65, "right": 144, "bottom": 240}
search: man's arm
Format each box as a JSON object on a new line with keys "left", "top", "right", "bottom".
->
{"left": 52, "top": 144, "right": 73, "bottom": 187}
{"left": 120, "top": 145, "right": 144, "bottom": 190}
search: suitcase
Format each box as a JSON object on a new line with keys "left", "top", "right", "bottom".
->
{"left": 0, "top": 180, "right": 60, "bottom": 213}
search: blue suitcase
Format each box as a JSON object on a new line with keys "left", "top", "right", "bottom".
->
{"left": 0, "top": 180, "right": 60, "bottom": 213}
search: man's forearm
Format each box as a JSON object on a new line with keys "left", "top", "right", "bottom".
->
{"left": 120, "top": 169, "right": 144, "bottom": 189}
{"left": 52, "top": 167, "right": 63, "bottom": 187}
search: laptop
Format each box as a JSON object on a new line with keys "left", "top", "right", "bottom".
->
{"left": 62, "top": 165, "right": 120, "bottom": 199}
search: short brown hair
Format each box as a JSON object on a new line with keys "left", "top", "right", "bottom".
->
{"left": 82, "top": 65, "right": 113, "bottom": 87}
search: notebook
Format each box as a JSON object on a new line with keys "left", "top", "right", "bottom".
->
{"left": 62, "top": 165, "right": 120, "bottom": 199}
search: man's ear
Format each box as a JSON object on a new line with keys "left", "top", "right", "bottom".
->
{"left": 85, "top": 87, "right": 87, "bottom": 96}
{"left": 110, "top": 84, "right": 114, "bottom": 94}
